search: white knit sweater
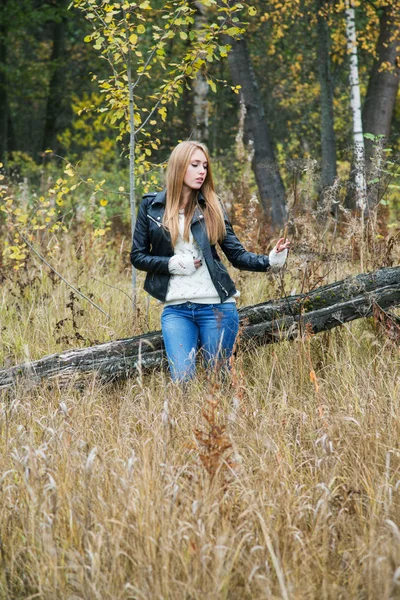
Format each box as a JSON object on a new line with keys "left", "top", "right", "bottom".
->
{"left": 164, "top": 212, "right": 287, "bottom": 305}
{"left": 165, "top": 212, "right": 228, "bottom": 305}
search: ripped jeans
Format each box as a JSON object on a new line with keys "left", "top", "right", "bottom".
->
{"left": 161, "top": 302, "right": 240, "bottom": 382}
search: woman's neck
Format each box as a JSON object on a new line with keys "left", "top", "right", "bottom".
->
{"left": 180, "top": 185, "right": 194, "bottom": 209}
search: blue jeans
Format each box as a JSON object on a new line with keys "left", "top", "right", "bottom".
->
{"left": 161, "top": 302, "right": 240, "bottom": 382}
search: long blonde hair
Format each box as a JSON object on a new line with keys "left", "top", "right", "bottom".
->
{"left": 163, "top": 141, "right": 226, "bottom": 246}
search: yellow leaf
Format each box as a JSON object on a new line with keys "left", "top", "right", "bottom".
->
{"left": 129, "top": 33, "right": 138, "bottom": 45}
{"left": 249, "top": 6, "right": 257, "bottom": 16}
{"left": 158, "top": 107, "right": 167, "bottom": 121}
{"left": 180, "top": 31, "right": 187, "bottom": 40}
{"left": 100, "top": 199, "right": 108, "bottom": 206}
{"left": 0, "top": 175, "right": 4, "bottom": 181}
{"left": 137, "top": 24, "right": 146, "bottom": 34}
{"left": 64, "top": 166, "right": 75, "bottom": 177}
{"left": 118, "top": 186, "right": 125, "bottom": 192}
{"left": 94, "top": 228, "right": 106, "bottom": 237}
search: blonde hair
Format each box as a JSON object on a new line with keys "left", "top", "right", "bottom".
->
{"left": 163, "top": 141, "right": 226, "bottom": 246}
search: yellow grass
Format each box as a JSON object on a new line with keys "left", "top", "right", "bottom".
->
{"left": 1, "top": 230, "right": 400, "bottom": 599}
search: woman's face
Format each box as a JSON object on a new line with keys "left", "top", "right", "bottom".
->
{"left": 183, "top": 148, "right": 208, "bottom": 191}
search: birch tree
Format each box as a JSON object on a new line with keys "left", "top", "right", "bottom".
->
{"left": 345, "top": 0, "right": 366, "bottom": 214}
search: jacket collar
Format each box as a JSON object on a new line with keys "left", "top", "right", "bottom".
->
{"left": 152, "top": 189, "right": 206, "bottom": 206}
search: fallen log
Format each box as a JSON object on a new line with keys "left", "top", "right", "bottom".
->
{"left": 0, "top": 266, "right": 399, "bottom": 389}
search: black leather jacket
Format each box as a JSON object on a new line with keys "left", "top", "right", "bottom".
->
{"left": 130, "top": 190, "right": 270, "bottom": 302}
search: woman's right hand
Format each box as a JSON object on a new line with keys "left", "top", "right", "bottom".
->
{"left": 168, "top": 255, "right": 202, "bottom": 275}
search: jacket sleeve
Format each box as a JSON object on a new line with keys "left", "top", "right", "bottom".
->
{"left": 219, "top": 218, "right": 270, "bottom": 272}
{"left": 130, "top": 198, "right": 171, "bottom": 275}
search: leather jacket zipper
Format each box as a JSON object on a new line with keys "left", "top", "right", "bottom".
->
{"left": 147, "top": 214, "right": 162, "bottom": 228}
{"left": 218, "top": 281, "right": 228, "bottom": 295}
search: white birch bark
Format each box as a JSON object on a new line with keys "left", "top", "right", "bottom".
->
{"left": 345, "top": 1, "right": 366, "bottom": 211}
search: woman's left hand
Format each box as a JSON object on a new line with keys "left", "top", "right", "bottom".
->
{"left": 275, "top": 237, "right": 291, "bottom": 253}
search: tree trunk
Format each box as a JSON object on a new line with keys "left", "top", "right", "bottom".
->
{"left": 345, "top": 1, "right": 366, "bottom": 212}
{"left": 1, "top": 267, "right": 399, "bottom": 389}
{"left": 0, "top": 0, "right": 8, "bottom": 164}
{"left": 125, "top": 15, "right": 137, "bottom": 310}
{"left": 192, "top": 1, "right": 209, "bottom": 142}
{"left": 316, "top": 0, "right": 337, "bottom": 194}
{"left": 42, "top": 0, "right": 68, "bottom": 153}
{"left": 362, "top": 4, "right": 400, "bottom": 166}
{"left": 222, "top": 34, "right": 286, "bottom": 229}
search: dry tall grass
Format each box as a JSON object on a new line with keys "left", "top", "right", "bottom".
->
{"left": 1, "top": 216, "right": 400, "bottom": 599}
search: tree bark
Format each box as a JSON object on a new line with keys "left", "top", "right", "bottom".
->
{"left": 42, "top": 0, "right": 68, "bottom": 153}
{"left": 0, "top": 0, "right": 8, "bottom": 164}
{"left": 345, "top": 1, "right": 366, "bottom": 212}
{"left": 221, "top": 34, "right": 287, "bottom": 229}
{"left": 316, "top": 0, "right": 337, "bottom": 194}
{"left": 192, "top": 1, "right": 209, "bottom": 142}
{"left": 362, "top": 4, "right": 400, "bottom": 166}
{"left": 1, "top": 267, "right": 399, "bottom": 389}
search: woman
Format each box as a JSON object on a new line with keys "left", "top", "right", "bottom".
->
{"left": 131, "top": 141, "right": 290, "bottom": 382}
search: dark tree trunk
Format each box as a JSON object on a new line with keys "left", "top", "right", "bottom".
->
{"left": 1, "top": 267, "right": 399, "bottom": 390}
{"left": 0, "top": 0, "right": 8, "bottom": 164}
{"left": 42, "top": 0, "right": 68, "bottom": 153}
{"left": 221, "top": 35, "right": 287, "bottom": 229}
{"left": 316, "top": 0, "right": 337, "bottom": 194}
{"left": 362, "top": 4, "right": 400, "bottom": 165}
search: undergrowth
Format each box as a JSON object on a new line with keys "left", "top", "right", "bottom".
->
{"left": 0, "top": 155, "right": 400, "bottom": 598}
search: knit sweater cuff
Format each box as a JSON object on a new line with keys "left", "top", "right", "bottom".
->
{"left": 268, "top": 247, "right": 288, "bottom": 268}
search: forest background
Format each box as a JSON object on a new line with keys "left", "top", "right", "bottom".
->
{"left": 1, "top": 0, "right": 399, "bottom": 247}
{"left": 1, "top": 1, "right": 400, "bottom": 598}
